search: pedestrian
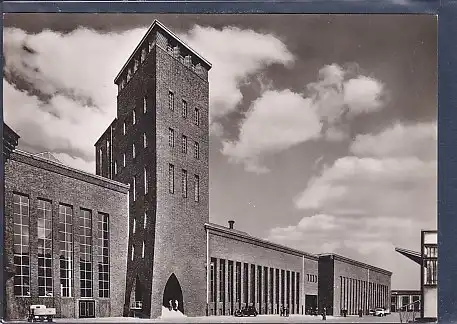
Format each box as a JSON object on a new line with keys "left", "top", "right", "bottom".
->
{"left": 175, "top": 300, "right": 179, "bottom": 311}
{"left": 168, "top": 299, "right": 173, "bottom": 311}
{"left": 322, "top": 307, "right": 327, "bottom": 320}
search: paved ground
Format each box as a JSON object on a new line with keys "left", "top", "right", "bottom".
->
{"left": 4, "top": 313, "right": 407, "bottom": 323}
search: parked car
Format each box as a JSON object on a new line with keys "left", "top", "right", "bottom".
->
{"left": 369, "top": 309, "right": 375, "bottom": 315}
{"left": 374, "top": 308, "right": 387, "bottom": 317}
{"left": 234, "top": 305, "right": 258, "bottom": 317}
{"left": 28, "top": 305, "right": 55, "bottom": 322}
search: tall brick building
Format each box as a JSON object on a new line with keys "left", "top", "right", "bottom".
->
{"left": 95, "top": 20, "right": 211, "bottom": 318}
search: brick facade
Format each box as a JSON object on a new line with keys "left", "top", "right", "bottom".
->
{"left": 3, "top": 150, "right": 129, "bottom": 320}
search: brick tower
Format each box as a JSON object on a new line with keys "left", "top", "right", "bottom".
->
{"left": 95, "top": 20, "right": 211, "bottom": 318}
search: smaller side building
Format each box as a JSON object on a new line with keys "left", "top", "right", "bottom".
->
{"left": 4, "top": 149, "right": 130, "bottom": 320}
{"left": 390, "top": 290, "right": 421, "bottom": 312}
{"left": 205, "top": 221, "right": 319, "bottom": 316}
{"left": 318, "top": 254, "right": 392, "bottom": 316}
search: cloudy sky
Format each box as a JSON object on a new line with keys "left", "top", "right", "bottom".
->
{"left": 3, "top": 14, "right": 436, "bottom": 290}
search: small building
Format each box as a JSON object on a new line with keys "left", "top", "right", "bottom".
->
{"left": 205, "top": 221, "right": 319, "bottom": 316}
{"left": 318, "top": 253, "right": 392, "bottom": 316}
{"left": 390, "top": 290, "right": 421, "bottom": 312}
{"left": 3, "top": 149, "right": 129, "bottom": 319}
{"left": 395, "top": 230, "right": 437, "bottom": 321}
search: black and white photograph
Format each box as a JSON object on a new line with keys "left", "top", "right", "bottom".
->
{"left": 1, "top": 13, "right": 437, "bottom": 323}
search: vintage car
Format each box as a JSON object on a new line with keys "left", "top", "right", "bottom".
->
{"left": 28, "top": 305, "right": 56, "bottom": 322}
{"left": 234, "top": 305, "right": 258, "bottom": 317}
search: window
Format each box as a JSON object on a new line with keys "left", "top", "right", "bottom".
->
{"left": 37, "top": 199, "right": 52, "bottom": 297}
{"left": 168, "top": 91, "right": 174, "bottom": 111}
{"left": 133, "top": 218, "right": 136, "bottom": 234}
{"left": 133, "top": 176, "right": 136, "bottom": 201}
{"left": 144, "top": 167, "right": 148, "bottom": 195}
{"left": 220, "top": 260, "right": 226, "bottom": 303}
{"left": 99, "top": 149, "right": 103, "bottom": 174}
{"left": 182, "top": 135, "right": 187, "bottom": 154}
{"left": 123, "top": 154, "right": 126, "bottom": 167}
{"left": 132, "top": 143, "right": 136, "bottom": 159}
{"left": 194, "top": 175, "right": 200, "bottom": 202}
{"left": 169, "top": 164, "right": 175, "bottom": 193}
{"left": 98, "top": 213, "right": 109, "bottom": 298}
{"left": 142, "top": 241, "right": 145, "bottom": 259}
{"left": 194, "top": 108, "right": 200, "bottom": 126}
{"left": 424, "top": 259, "right": 438, "bottom": 285}
{"left": 13, "top": 194, "right": 30, "bottom": 297}
{"left": 143, "top": 96, "right": 147, "bottom": 114}
{"left": 182, "top": 100, "right": 187, "bottom": 118}
{"left": 114, "top": 161, "right": 117, "bottom": 175}
{"left": 168, "top": 128, "right": 175, "bottom": 147}
{"left": 143, "top": 133, "right": 147, "bottom": 148}
{"left": 133, "top": 59, "right": 138, "bottom": 72}
{"left": 59, "top": 204, "right": 73, "bottom": 297}
{"left": 131, "top": 246, "right": 134, "bottom": 261}
{"left": 194, "top": 142, "right": 200, "bottom": 160}
{"left": 79, "top": 209, "right": 93, "bottom": 298}
{"left": 424, "top": 245, "right": 438, "bottom": 258}
{"left": 144, "top": 211, "right": 147, "bottom": 229}
{"left": 123, "top": 122, "right": 126, "bottom": 135}
{"left": 210, "top": 259, "right": 216, "bottom": 303}
{"left": 132, "top": 110, "right": 136, "bottom": 125}
{"left": 182, "top": 169, "right": 188, "bottom": 198}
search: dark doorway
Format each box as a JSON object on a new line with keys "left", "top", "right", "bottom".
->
{"left": 305, "top": 295, "right": 318, "bottom": 315}
{"left": 162, "top": 273, "right": 184, "bottom": 313}
{"left": 79, "top": 300, "right": 95, "bottom": 318}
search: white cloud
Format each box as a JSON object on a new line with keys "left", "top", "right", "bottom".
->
{"left": 222, "top": 63, "right": 386, "bottom": 173}
{"left": 180, "top": 26, "right": 295, "bottom": 122}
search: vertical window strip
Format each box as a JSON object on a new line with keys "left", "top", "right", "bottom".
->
{"left": 194, "top": 174, "right": 200, "bottom": 202}
{"left": 169, "top": 164, "right": 175, "bottom": 193}
{"left": 182, "top": 169, "right": 188, "bottom": 198}
{"left": 37, "top": 199, "right": 53, "bottom": 297}
{"left": 98, "top": 213, "right": 110, "bottom": 298}
{"left": 79, "top": 209, "right": 93, "bottom": 298}
{"left": 59, "top": 204, "right": 73, "bottom": 297}
{"left": 13, "top": 194, "right": 30, "bottom": 297}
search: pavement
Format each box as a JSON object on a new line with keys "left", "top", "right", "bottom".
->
{"left": 3, "top": 313, "right": 409, "bottom": 323}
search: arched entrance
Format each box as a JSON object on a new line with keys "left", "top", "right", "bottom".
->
{"left": 162, "top": 273, "right": 184, "bottom": 313}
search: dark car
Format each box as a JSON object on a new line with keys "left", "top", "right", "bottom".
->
{"left": 234, "top": 305, "right": 258, "bottom": 317}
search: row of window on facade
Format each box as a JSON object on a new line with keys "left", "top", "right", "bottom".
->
{"left": 168, "top": 128, "right": 200, "bottom": 158}
{"left": 208, "top": 258, "right": 301, "bottom": 309}
{"left": 168, "top": 164, "right": 200, "bottom": 201}
{"left": 307, "top": 274, "right": 318, "bottom": 283}
{"left": 339, "top": 276, "right": 389, "bottom": 314}
{"left": 118, "top": 38, "right": 205, "bottom": 93}
{"left": 391, "top": 295, "right": 421, "bottom": 311}
{"left": 423, "top": 244, "right": 438, "bottom": 286}
{"left": 12, "top": 194, "right": 110, "bottom": 299}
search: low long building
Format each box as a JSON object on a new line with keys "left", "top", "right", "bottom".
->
{"left": 4, "top": 149, "right": 129, "bottom": 319}
{"left": 391, "top": 290, "right": 421, "bottom": 312}
{"left": 318, "top": 254, "right": 392, "bottom": 316}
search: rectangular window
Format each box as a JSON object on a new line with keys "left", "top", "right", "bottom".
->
{"left": 257, "top": 266, "right": 262, "bottom": 306}
{"left": 59, "top": 204, "right": 73, "bottom": 297}
{"left": 142, "top": 241, "right": 145, "bottom": 259}
{"left": 133, "top": 218, "right": 136, "bottom": 234}
{"left": 236, "top": 262, "right": 241, "bottom": 304}
{"left": 424, "top": 259, "right": 438, "bottom": 285}
{"left": 194, "top": 141, "right": 200, "bottom": 159}
{"left": 131, "top": 246, "right": 134, "bottom": 261}
{"left": 99, "top": 149, "right": 103, "bottom": 175}
{"left": 194, "top": 175, "right": 200, "bottom": 202}
{"left": 79, "top": 209, "right": 93, "bottom": 298}
{"left": 143, "top": 96, "right": 147, "bottom": 114}
{"left": 168, "top": 91, "right": 174, "bottom": 111}
{"left": 169, "top": 164, "right": 175, "bottom": 193}
{"left": 182, "top": 100, "right": 187, "bottom": 118}
{"left": 194, "top": 108, "right": 200, "bottom": 126}
{"left": 132, "top": 110, "right": 136, "bottom": 125}
{"left": 13, "top": 194, "right": 30, "bottom": 297}
{"left": 168, "top": 128, "right": 175, "bottom": 147}
{"left": 228, "top": 261, "right": 234, "bottom": 303}
{"left": 132, "top": 143, "right": 136, "bottom": 159}
{"left": 123, "top": 122, "right": 126, "bottom": 135}
{"left": 98, "top": 213, "right": 109, "bottom": 298}
{"left": 143, "top": 211, "right": 147, "bottom": 229}
{"left": 123, "top": 153, "right": 126, "bottom": 167}
{"left": 114, "top": 161, "right": 117, "bottom": 175}
{"left": 144, "top": 167, "right": 148, "bottom": 195}
{"left": 143, "top": 133, "right": 147, "bottom": 148}
{"left": 182, "top": 169, "right": 188, "bottom": 198}
{"left": 133, "top": 176, "right": 136, "bottom": 201}
{"left": 250, "top": 264, "right": 255, "bottom": 303}
{"left": 219, "top": 260, "right": 225, "bottom": 302}
{"left": 182, "top": 135, "right": 187, "bottom": 154}
{"left": 37, "top": 199, "right": 52, "bottom": 297}
{"left": 243, "top": 263, "right": 249, "bottom": 304}
{"left": 210, "top": 258, "right": 216, "bottom": 302}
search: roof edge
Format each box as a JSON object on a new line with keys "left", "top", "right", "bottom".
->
{"left": 319, "top": 253, "right": 393, "bottom": 276}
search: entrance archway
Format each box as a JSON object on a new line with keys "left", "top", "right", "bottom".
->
{"left": 162, "top": 273, "right": 184, "bottom": 313}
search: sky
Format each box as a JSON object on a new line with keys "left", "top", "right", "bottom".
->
{"left": 3, "top": 13, "right": 437, "bottom": 290}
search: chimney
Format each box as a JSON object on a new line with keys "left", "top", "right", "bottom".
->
{"left": 228, "top": 220, "right": 235, "bottom": 230}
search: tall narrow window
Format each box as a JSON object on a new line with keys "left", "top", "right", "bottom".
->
{"left": 210, "top": 259, "right": 216, "bottom": 303}
{"left": 168, "top": 128, "right": 175, "bottom": 147}
{"left": 169, "top": 164, "right": 175, "bottom": 193}
{"left": 132, "top": 218, "right": 136, "bottom": 234}
{"left": 114, "top": 161, "right": 117, "bottom": 175}
{"left": 194, "top": 108, "right": 200, "bottom": 126}
{"left": 133, "top": 176, "right": 136, "bottom": 201}
{"left": 132, "top": 143, "right": 136, "bottom": 159}
{"left": 182, "top": 100, "right": 188, "bottom": 118}
{"left": 141, "top": 48, "right": 146, "bottom": 63}
{"left": 123, "top": 122, "right": 126, "bottom": 135}
{"left": 182, "top": 169, "right": 188, "bottom": 198}
{"left": 99, "top": 149, "right": 103, "bottom": 175}
{"left": 220, "top": 260, "right": 226, "bottom": 303}
{"left": 98, "top": 213, "right": 110, "bottom": 298}
{"left": 37, "top": 199, "right": 52, "bottom": 297}
{"left": 13, "top": 194, "right": 30, "bottom": 297}
{"left": 131, "top": 246, "right": 134, "bottom": 261}
{"left": 144, "top": 167, "right": 148, "bottom": 195}
{"left": 79, "top": 209, "right": 93, "bottom": 298}
{"left": 168, "top": 91, "right": 174, "bottom": 111}
{"left": 143, "top": 211, "right": 147, "bottom": 229}
{"left": 123, "top": 153, "right": 126, "bottom": 167}
{"left": 143, "top": 96, "right": 147, "bottom": 114}
{"left": 143, "top": 133, "right": 147, "bottom": 148}
{"left": 142, "top": 241, "right": 145, "bottom": 259}
{"left": 194, "top": 174, "right": 200, "bottom": 202}
{"left": 194, "top": 141, "right": 200, "bottom": 160}
{"left": 182, "top": 135, "right": 187, "bottom": 154}
{"left": 59, "top": 204, "right": 73, "bottom": 297}
{"left": 132, "top": 110, "right": 136, "bottom": 125}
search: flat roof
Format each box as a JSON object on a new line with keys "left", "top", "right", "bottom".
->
{"left": 205, "top": 222, "right": 319, "bottom": 261}
{"left": 114, "top": 19, "right": 212, "bottom": 84}
{"left": 319, "top": 253, "right": 392, "bottom": 276}
{"left": 10, "top": 149, "right": 129, "bottom": 193}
